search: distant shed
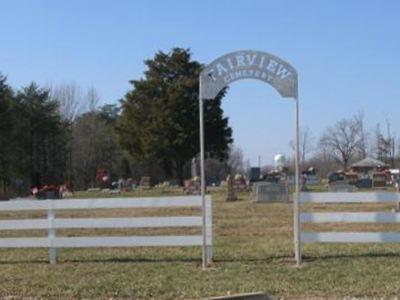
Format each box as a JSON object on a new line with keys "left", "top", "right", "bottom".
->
{"left": 349, "top": 157, "right": 389, "bottom": 174}
{"left": 349, "top": 157, "right": 389, "bottom": 187}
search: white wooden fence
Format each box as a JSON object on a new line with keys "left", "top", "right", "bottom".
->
{"left": 299, "top": 192, "right": 400, "bottom": 244}
{"left": 0, "top": 196, "right": 213, "bottom": 265}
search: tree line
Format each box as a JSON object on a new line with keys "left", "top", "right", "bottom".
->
{"left": 2, "top": 47, "right": 395, "bottom": 199}
{"left": 0, "top": 48, "right": 240, "bottom": 199}
{"left": 296, "top": 111, "right": 398, "bottom": 176}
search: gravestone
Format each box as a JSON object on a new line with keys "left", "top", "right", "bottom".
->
{"left": 286, "top": 176, "right": 295, "bottom": 187}
{"left": 252, "top": 182, "right": 289, "bottom": 203}
{"left": 191, "top": 158, "right": 197, "bottom": 178}
{"left": 233, "top": 175, "right": 248, "bottom": 192}
{"left": 329, "top": 181, "right": 358, "bottom": 192}
{"left": 184, "top": 178, "right": 201, "bottom": 195}
{"left": 357, "top": 178, "right": 373, "bottom": 189}
{"left": 226, "top": 175, "right": 237, "bottom": 201}
{"left": 306, "top": 174, "right": 320, "bottom": 185}
{"left": 249, "top": 167, "right": 261, "bottom": 182}
{"left": 139, "top": 176, "right": 151, "bottom": 189}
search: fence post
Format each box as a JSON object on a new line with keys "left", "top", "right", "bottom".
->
{"left": 293, "top": 96, "right": 302, "bottom": 265}
{"left": 47, "top": 200, "right": 57, "bottom": 264}
{"left": 205, "top": 196, "right": 213, "bottom": 264}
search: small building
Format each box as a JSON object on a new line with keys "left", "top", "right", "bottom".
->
{"left": 348, "top": 157, "right": 390, "bottom": 188}
{"left": 349, "top": 157, "right": 389, "bottom": 174}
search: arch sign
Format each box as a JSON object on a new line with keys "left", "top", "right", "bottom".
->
{"left": 200, "top": 50, "right": 298, "bottom": 99}
{"left": 198, "top": 50, "right": 301, "bottom": 268}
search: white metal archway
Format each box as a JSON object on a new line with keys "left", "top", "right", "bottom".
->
{"left": 198, "top": 50, "right": 300, "bottom": 268}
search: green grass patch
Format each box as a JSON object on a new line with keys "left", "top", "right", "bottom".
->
{"left": 0, "top": 188, "right": 399, "bottom": 299}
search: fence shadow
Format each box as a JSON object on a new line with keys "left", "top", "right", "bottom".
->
{"left": 0, "top": 253, "right": 293, "bottom": 265}
{"left": 302, "top": 251, "right": 400, "bottom": 262}
{"left": 2, "top": 252, "right": 397, "bottom": 265}
{"left": 0, "top": 256, "right": 203, "bottom": 265}
{"left": 214, "top": 254, "right": 290, "bottom": 263}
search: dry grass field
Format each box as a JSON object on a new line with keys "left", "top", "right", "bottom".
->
{"left": 0, "top": 187, "right": 400, "bottom": 299}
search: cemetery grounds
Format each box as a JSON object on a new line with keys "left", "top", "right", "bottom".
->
{"left": 0, "top": 186, "right": 400, "bottom": 299}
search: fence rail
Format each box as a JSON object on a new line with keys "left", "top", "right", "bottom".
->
{"left": 0, "top": 196, "right": 203, "bottom": 211}
{"left": 0, "top": 196, "right": 212, "bottom": 264}
{"left": 300, "top": 212, "right": 400, "bottom": 223}
{"left": 0, "top": 236, "right": 208, "bottom": 248}
{"left": 299, "top": 192, "right": 400, "bottom": 203}
{"left": 302, "top": 232, "right": 400, "bottom": 243}
{"left": 299, "top": 192, "right": 400, "bottom": 245}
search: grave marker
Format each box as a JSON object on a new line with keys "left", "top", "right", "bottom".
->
{"left": 252, "top": 182, "right": 289, "bottom": 203}
{"left": 329, "top": 181, "right": 358, "bottom": 192}
{"left": 226, "top": 175, "right": 237, "bottom": 201}
{"left": 139, "top": 176, "right": 151, "bottom": 189}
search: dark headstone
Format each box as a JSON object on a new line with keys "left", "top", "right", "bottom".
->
{"left": 249, "top": 167, "right": 261, "bottom": 182}
{"left": 226, "top": 175, "right": 237, "bottom": 201}
{"left": 252, "top": 182, "right": 289, "bottom": 203}
{"left": 184, "top": 179, "right": 201, "bottom": 195}
{"left": 329, "top": 181, "right": 358, "bottom": 192}
{"left": 139, "top": 176, "right": 151, "bottom": 189}
{"left": 357, "top": 178, "right": 373, "bottom": 189}
{"left": 306, "top": 175, "right": 320, "bottom": 185}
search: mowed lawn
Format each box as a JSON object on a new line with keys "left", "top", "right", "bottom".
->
{"left": 0, "top": 188, "right": 400, "bottom": 299}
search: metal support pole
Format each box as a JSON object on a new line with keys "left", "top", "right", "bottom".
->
{"left": 294, "top": 96, "right": 301, "bottom": 265}
{"left": 48, "top": 200, "right": 57, "bottom": 264}
{"left": 199, "top": 77, "right": 208, "bottom": 269}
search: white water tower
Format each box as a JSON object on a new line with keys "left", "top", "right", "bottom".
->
{"left": 274, "top": 154, "right": 286, "bottom": 171}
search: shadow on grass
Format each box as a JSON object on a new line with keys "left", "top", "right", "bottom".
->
{"left": 0, "top": 256, "right": 202, "bottom": 265}
{"left": 213, "top": 254, "right": 290, "bottom": 263}
{"left": 0, "top": 254, "right": 290, "bottom": 265}
{"left": 1, "top": 252, "right": 398, "bottom": 265}
{"left": 0, "top": 259, "right": 50, "bottom": 265}
{"left": 68, "top": 256, "right": 203, "bottom": 264}
{"left": 302, "top": 251, "right": 400, "bottom": 262}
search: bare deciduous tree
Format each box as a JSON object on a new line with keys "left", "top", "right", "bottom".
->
{"left": 289, "top": 127, "right": 315, "bottom": 169}
{"left": 354, "top": 110, "right": 368, "bottom": 159}
{"left": 85, "top": 87, "right": 101, "bottom": 113}
{"left": 300, "top": 127, "right": 315, "bottom": 167}
{"left": 375, "top": 118, "right": 396, "bottom": 166}
{"left": 319, "top": 115, "right": 364, "bottom": 170}
{"left": 49, "top": 84, "right": 102, "bottom": 185}
{"left": 308, "top": 143, "right": 337, "bottom": 177}
{"left": 50, "top": 82, "right": 84, "bottom": 122}
{"left": 227, "top": 145, "right": 245, "bottom": 175}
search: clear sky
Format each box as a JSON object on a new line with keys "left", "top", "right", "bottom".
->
{"left": 1, "top": 0, "right": 399, "bottom": 166}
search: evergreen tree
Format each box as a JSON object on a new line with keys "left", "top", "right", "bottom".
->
{"left": 13, "top": 83, "right": 68, "bottom": 187}
{"left": 118, "top": 48, "right": 232, "bottom": 183}
{"left": 0, "top": 75, "right": 15, "bottom": 197}
{"left": 71, "top": 109, "right": 122, "bottom": 190}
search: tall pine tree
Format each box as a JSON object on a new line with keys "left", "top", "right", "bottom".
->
{"left": 0, "top": 75, "right": 15, "bottom": 198}
{"left": 14, "top": 83, "right": 68, "bottom": 187}
{"left": 118, "top": 48, "right": 232, "bottom": 183}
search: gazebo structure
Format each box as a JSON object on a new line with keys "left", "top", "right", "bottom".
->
{"left": 348, "top": 157, "right": 390, "bottom": 188}
{"left": 349, "top": 157, "right": 389, "bottom": 173}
